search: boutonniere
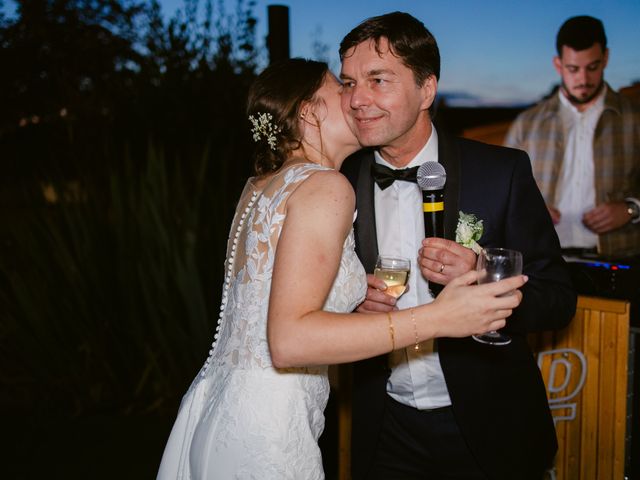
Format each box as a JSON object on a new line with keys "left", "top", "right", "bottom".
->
{"left": 456, "top": 211, "right": 484, "bottom": 254}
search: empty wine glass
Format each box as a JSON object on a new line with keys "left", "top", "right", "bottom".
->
{"left": 472, "top": 247, "right": 522, "bottom": 346}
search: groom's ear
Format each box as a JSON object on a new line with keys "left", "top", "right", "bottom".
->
{"left": 419, "top": 75, "right": 438, "bottom": 112}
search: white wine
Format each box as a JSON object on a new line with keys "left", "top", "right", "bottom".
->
{"left": 374, "top": 268, "right": 409, "bottom": 298}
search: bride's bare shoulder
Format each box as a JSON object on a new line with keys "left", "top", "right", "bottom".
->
{"left": 291, "top": 168, "right": 354, "bottom": 205}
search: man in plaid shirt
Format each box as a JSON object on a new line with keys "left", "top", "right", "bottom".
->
{"left": 505, "top": 16, "right": 640, "bottom": 258}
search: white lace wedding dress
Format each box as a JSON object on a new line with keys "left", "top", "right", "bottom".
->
{"left": 157, "top": 163, "right": 366, "bottom": 479}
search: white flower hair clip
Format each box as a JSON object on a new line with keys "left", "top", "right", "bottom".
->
{"left": 248, "top": 112, "right": 282, "bottom": 151}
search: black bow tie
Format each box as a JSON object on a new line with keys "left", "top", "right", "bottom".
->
{"left": 371, "top": 163, "right": 419, "bottom": 190}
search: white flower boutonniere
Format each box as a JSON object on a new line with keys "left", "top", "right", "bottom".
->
{"left": 456, "top": 211, "right": 484, "bottom": 254}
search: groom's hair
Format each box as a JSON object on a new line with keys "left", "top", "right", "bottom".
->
{"left": 339, "top": 11, "right": 440, "bottom": 86}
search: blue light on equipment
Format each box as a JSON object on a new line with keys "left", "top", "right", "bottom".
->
{"left": 583, "top": 261, "right": 631, "bottom": 270}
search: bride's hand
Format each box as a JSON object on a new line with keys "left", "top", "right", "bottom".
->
{"left": 429, "top": 270, "right": 527, "bottom": 338}
{"left": 356, "top": 274, "right": 398, "bottom": 313}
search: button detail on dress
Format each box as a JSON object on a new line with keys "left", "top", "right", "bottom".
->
{"left": 201, "top": 190, "right": 259, "bottom": 378}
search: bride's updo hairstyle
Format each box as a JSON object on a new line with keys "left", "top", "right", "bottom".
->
{"left": 246, "top": 58, "right": 329, "bottom": 176}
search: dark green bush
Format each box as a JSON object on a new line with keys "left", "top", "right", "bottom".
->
{"left": 0, "top": 0, "right": 259, "bottom": 415}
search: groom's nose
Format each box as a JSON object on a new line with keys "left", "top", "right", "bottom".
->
{"left": 348, "top": 83, "right": 372, "bottom": 110}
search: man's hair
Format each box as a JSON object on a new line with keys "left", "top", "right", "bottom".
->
{"left": 556, "top": 15, "right": 607, "bottom": 55}
{"left": 339, "top": 11, "right": 440, "bottom": 86}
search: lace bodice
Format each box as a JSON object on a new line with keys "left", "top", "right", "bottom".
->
{"left": 201, "top": 163, "right": 367, "bottom": 375}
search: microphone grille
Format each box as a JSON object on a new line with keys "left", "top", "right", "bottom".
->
{"left": 417, "top": 161, "right": 446, "bottom": 190}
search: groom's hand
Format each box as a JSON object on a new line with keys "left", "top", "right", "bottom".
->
{"left": 356, "top": 274, "right": 398, "bottom": 313}
{"left": 419, "top": 237, "right": 476, "bottom": 286}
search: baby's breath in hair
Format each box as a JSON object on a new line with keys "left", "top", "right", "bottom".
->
{"left": 249, "top": 112, "right": 282, "bottom": 151}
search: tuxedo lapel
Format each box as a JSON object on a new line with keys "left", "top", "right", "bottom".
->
{"left": 350, "top": 135, "right": 460, "bottom": 270}
{"left": 437, "top": 131, "right": 461, "bottom": 241}
{"left": 354, "top": 152, "right": 379, "bottom": 273}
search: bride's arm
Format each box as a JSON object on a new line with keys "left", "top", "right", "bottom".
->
{"left": 267, "top": 169, "right": 525, "bottom": 368}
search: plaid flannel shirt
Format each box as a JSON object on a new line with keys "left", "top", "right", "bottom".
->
{"left": 505, "top": 85, "right": 640, "bottom": 257}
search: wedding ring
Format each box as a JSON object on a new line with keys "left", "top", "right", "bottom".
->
{"left": 439, "top": 263, "right": 445, "bottom": 274}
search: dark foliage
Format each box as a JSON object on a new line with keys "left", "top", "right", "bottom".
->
{"left": 0, "top": 0, "right": 261, "bottom": 415}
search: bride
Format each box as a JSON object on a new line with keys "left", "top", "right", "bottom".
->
{"left": 157, "top": 58, "right": 526, "bottom": 479}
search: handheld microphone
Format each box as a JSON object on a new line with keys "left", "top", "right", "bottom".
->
{"left": 417, "top": 162, "right": 446, "bottom": 238}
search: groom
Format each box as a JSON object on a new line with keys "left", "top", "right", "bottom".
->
{"left": 339, "top": 12, "right": 577, "bottom": 480}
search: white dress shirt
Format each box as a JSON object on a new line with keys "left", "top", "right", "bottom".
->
{"left": 554, "top": 89, "right": 606, "bottom": 248}
{"left": 374, "top": 126, "right": 452, "bottom": 410}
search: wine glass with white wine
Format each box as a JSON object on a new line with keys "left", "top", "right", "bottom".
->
{"left": 472, "top": 247, "right": 523, "bottom": 346}
{"left": 374, "top": 255, "right": 411, "bottom": 299}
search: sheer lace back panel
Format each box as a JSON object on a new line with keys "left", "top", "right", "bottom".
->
{"left": 201, "top": 163, "right": 367, "bottom": 375}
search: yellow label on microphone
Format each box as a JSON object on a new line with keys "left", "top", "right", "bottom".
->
{"left": 423, "top": 202, "right": 444, "bottom": 212}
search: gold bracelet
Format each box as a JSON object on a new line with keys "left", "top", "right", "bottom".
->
{"left": 410, "top": 308, "right": 420, "bottom": 351}
{"left": 386, "top": 312, "right": 395, "bottom": 351}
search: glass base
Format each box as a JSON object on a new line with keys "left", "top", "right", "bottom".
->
{"left": 472, "top": 331, "right": 511, "bottom": 346}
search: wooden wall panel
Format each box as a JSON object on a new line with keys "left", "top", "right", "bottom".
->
{"left": 530, "top": 296, "right": 630, "bottom": 480}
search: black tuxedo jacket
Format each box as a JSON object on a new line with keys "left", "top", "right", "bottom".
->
{"left": 341, "top": 132, "right": 577, "bottom": 480}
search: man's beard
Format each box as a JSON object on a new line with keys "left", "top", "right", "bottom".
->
{"left": 562, "top": 79, "right": 605, "bottom": 105}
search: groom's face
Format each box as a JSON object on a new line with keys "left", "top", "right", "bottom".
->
{"left": 339, "top": 37, "right": 435, "bottom": 156}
